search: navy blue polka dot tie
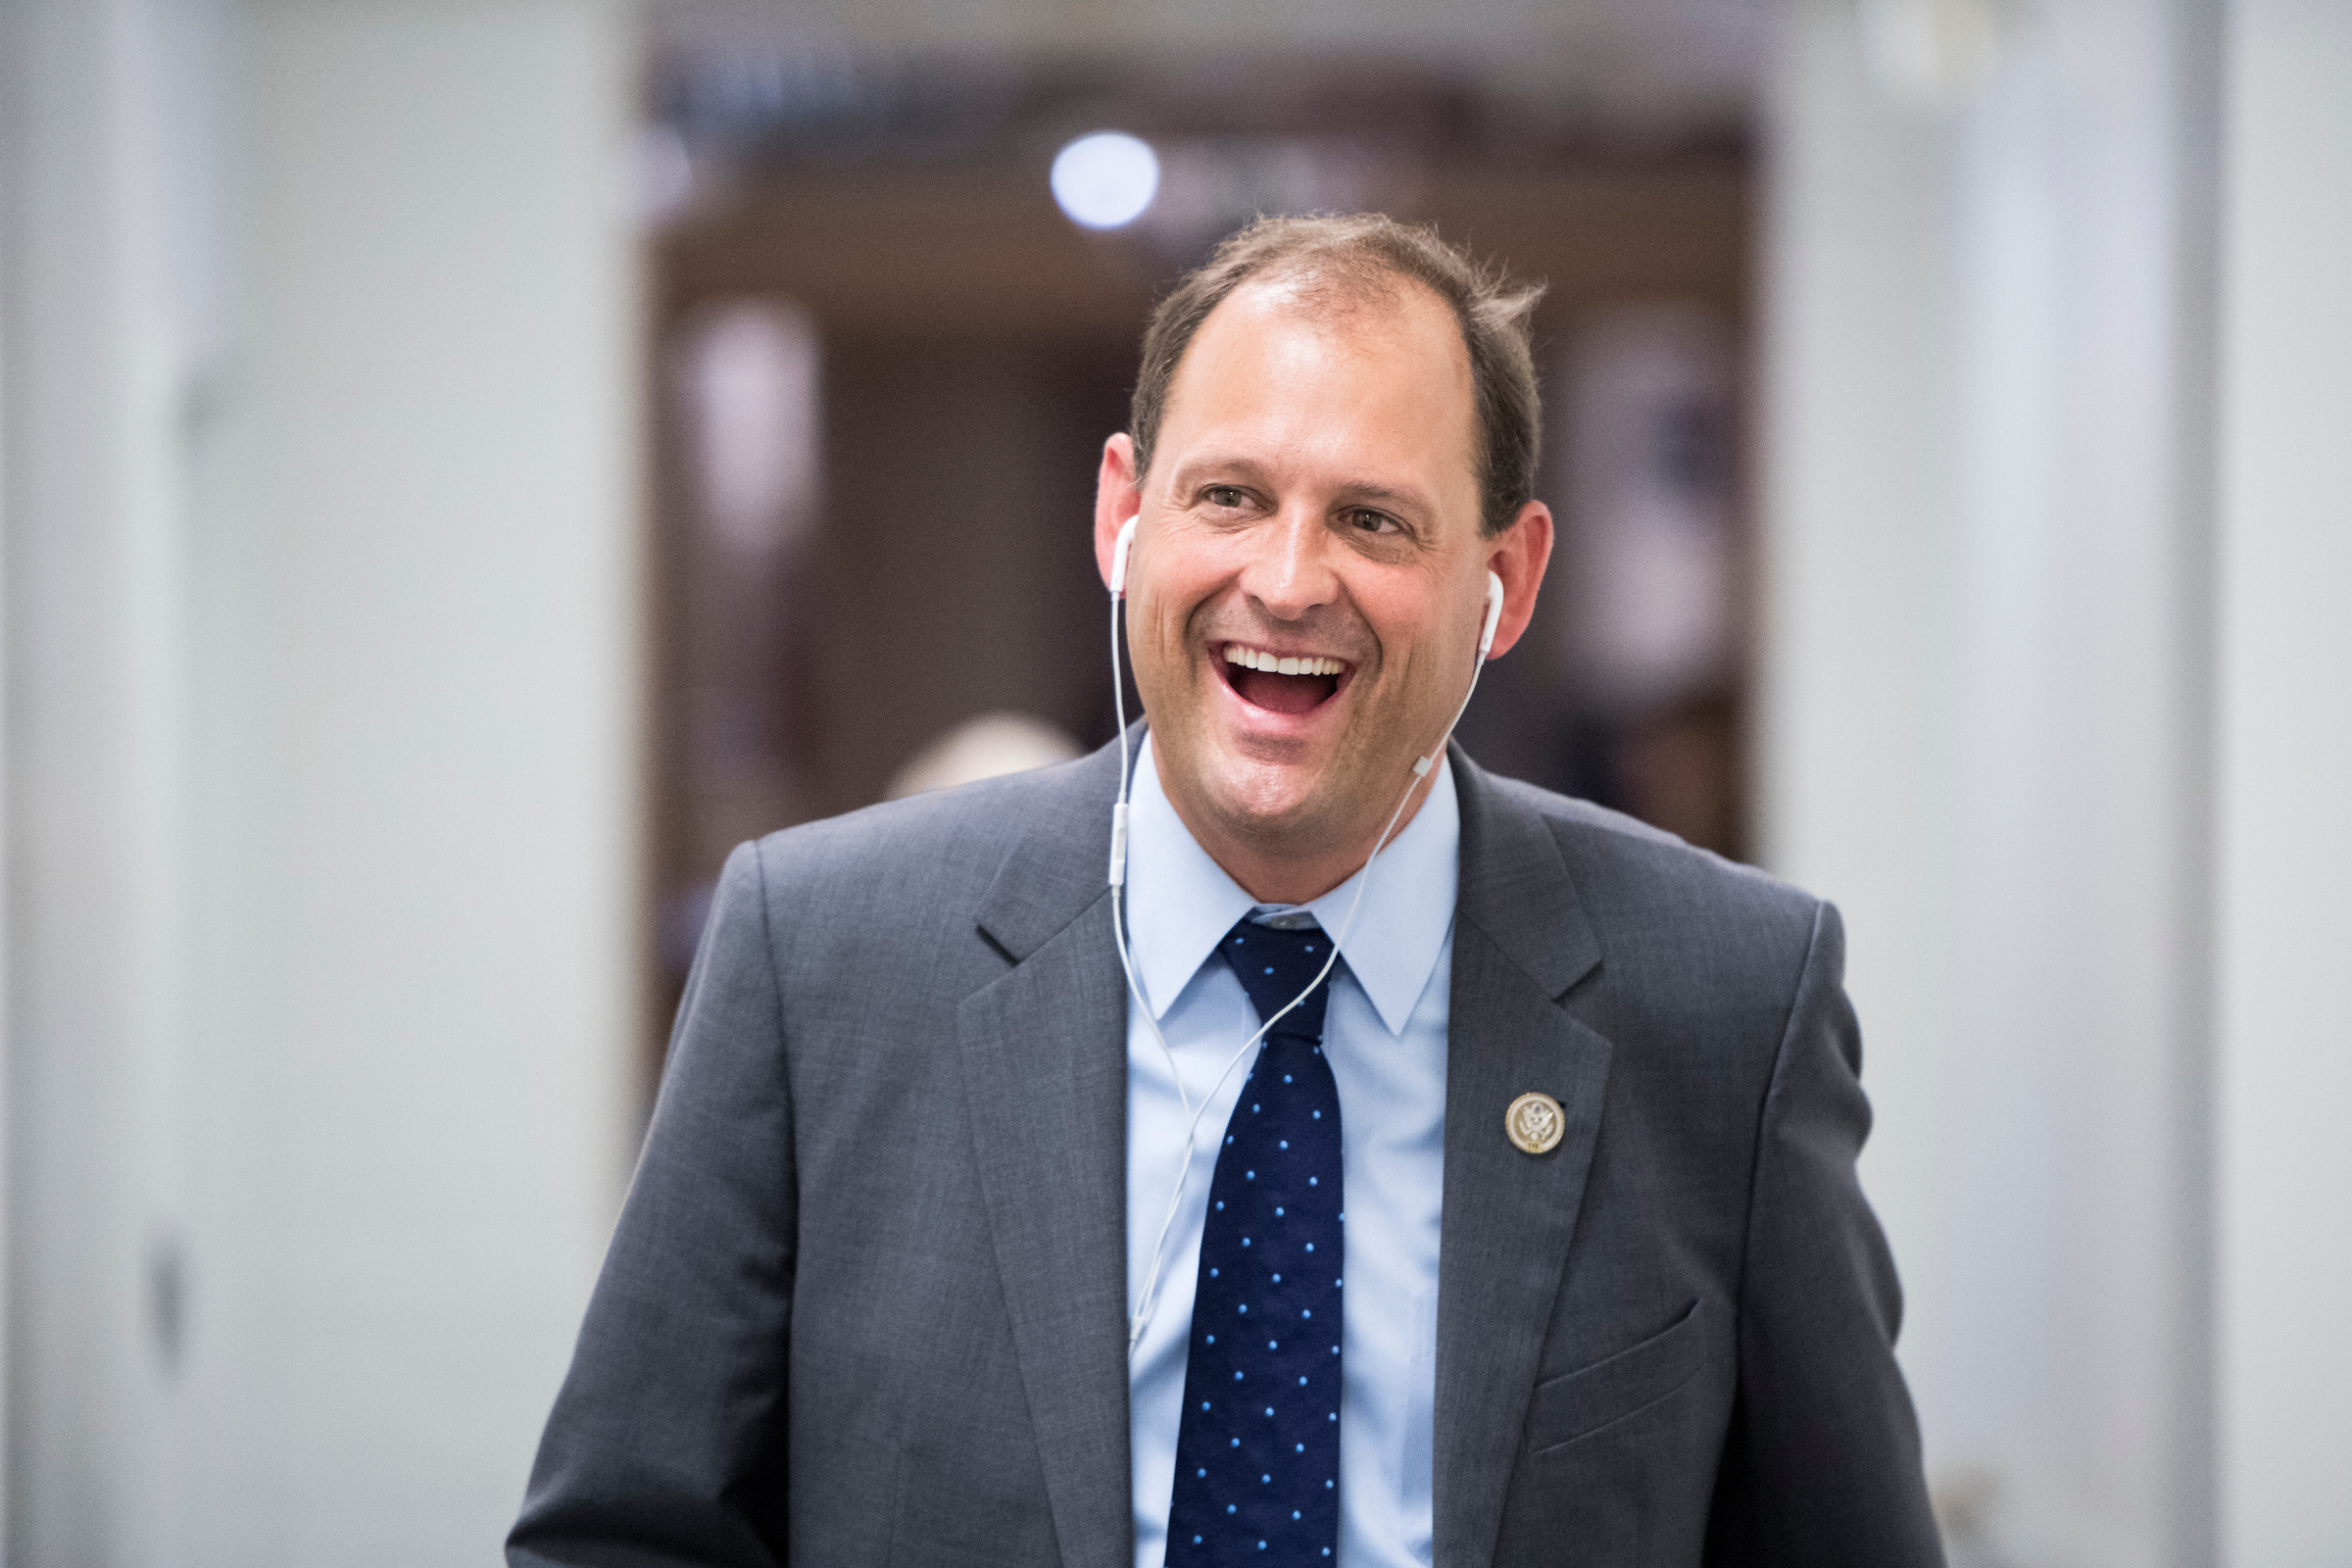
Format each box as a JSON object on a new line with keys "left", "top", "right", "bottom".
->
{"left": 1165, "top": 916, "right": 1344, "bottom": 1565}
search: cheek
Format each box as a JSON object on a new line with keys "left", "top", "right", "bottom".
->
{"left": 1124, "top": 587, "right": 1203, "bottom": 700}
{"left": 1136, "top": 564, "right": 1222, "bottom": 649}
{"left": 1358, "top": 596, "right": 1444, "bottom": 679}
{"left": 1362, "top": 608, "right": 1481, "bottom": 719}
{"left": 1138, "top": 588, "right": 1193, "bottom": 660}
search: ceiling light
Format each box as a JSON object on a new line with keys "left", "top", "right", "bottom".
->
{"left": 1051, "top": 131, "right": 1159, "bottom": 230}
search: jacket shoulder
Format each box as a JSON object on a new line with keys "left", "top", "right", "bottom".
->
{"left": 1477, "top": 770, "right": 1830, "bottom": 991}
{"left": 732, "top": 749, "right": 1112, "bottom": 930}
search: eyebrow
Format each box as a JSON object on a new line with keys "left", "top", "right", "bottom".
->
{"left": 1166, "top": 456, "right": 1440, "bottom": 517}
{"left": 1336, "top": 481, "right": 1436, "bottom": 513}
{"left": 1165, "top": 454, "right": 1275, "bottom": 491}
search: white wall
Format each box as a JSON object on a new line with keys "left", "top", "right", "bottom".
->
{"left": 2214, "top": 2, "right": 2352, "bottom": 1562}
{"left": 3, "top": 1, "right": 643, "bottom": 1560}
{"left": 1761, "top": 1, "right": 2216, "bottom": 1561}
{"left": 4, "top": 3, "right": 236, "bottom": 1555}
{"left": 1769, "top": 0, "right": 2352, "bottom": 1563}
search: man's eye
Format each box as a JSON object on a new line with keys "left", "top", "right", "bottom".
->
{"left": 1203, "top": 486, "right": 1246, "bottom": 509}
{"left": 1348, "top": 509, "right": 1400, "bottom": 534}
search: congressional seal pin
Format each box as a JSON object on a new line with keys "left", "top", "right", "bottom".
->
{"left": 1505, "top": 1092, "right": 1564, "bottom": 1155}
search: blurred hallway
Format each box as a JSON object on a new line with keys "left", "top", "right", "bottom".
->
{"left": 3, "top": 0, "right": 2347, "bottom": 1563}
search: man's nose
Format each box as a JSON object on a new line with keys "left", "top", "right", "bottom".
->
{"left": 1241, "top": 507, "right": 1341, "bottom": 622}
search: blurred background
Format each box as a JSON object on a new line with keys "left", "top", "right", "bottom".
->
{"left": 1, "top": 0, "right": 2343, "bottom": 1563}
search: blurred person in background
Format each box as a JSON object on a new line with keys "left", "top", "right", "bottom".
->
{"left": 509, "top": 217, "right": 1940, "bottom": 1566}
{"left": 883, "top": 711, "right": 1085, "bottom": 801}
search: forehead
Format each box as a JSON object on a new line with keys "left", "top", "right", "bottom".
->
{"left": 1179, "top": 270, "right": 1472, "bottom": 396}
{"left": 1158, "top": 273, "right": 1479, "bottom": 486}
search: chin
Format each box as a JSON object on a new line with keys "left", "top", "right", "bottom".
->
{"left": 1199, "top": 746, "right": 1349, "bottom": 846}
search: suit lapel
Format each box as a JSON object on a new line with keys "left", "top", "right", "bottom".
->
{"left": 957, "top": 748, "right": 1133, "bottom": 1568}
{"left": 1433, "top": 754, "right": 1614, "bottom": 1567}
{"left": 949, "top": 743, "right": 1614, "bottom": 1568}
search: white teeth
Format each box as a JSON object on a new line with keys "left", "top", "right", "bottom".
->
{"left": 1223, "top": 646, "right": 1344, "bottom": 676}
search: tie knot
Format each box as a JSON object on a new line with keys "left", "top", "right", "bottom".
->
{"left": 1219, "top": 917, "right": 1337, "bottom": 1042}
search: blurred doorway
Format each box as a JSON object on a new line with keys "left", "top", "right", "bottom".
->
{"left": 639, "top": 44, "right": 1754, "bottom": 1077}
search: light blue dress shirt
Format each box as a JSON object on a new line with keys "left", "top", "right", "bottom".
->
{"left": 1123, "top": 735, "right": 1456, "bottom": 1568}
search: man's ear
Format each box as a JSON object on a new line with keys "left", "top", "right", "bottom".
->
{"left": 1095, "top": 433, "right": 1143, "bottom": 591}
{"left": 1481, "top": 500, "right": 1555, "bottom": 661}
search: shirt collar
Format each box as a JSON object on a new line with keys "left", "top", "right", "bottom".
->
{"left": 1123, "top": 733, "right": 1459, "bottom": 1035}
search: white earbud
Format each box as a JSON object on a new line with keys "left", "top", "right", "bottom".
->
{"left": 1110, "top": 515, "right": 1139, "bottom": 598}
{"left": 1480, "top": 569, "right": 1505, "bottom": 658}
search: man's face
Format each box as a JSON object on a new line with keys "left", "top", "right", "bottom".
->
{"left": 1095, "top": 275, "right": 1549, "bottom": 885}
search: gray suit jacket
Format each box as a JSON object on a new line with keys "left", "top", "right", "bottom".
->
{"left": 510, "top": 741, "right": 1942, "bottom": 1567}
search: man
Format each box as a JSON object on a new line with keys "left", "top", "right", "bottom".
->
{"left": 510, "top": 216, "right": 1943, "bottom": 1567}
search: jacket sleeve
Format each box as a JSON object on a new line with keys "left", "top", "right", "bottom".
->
{"left": 1703, "top": 901, "right": 1945, "bottom": 1566}
{"left": 509, "top": 841, "right": 797, "bottom": 1567}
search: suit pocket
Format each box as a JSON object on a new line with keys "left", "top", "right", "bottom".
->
{"left": 1524, "top": 1298, "right": 1707, "bottom": 1455}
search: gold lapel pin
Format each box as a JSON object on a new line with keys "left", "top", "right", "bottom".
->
{"left": 1505, "top": 1092, "right": 1564, "bottom": 1155}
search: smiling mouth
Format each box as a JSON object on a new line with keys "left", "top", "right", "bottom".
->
{"left": 1218, "top": 643, "right": 1348, "bottom": 716}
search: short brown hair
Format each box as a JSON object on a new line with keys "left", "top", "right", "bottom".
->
{"left": 1129, "top": 214, "right": 1545, "bottom": 537}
